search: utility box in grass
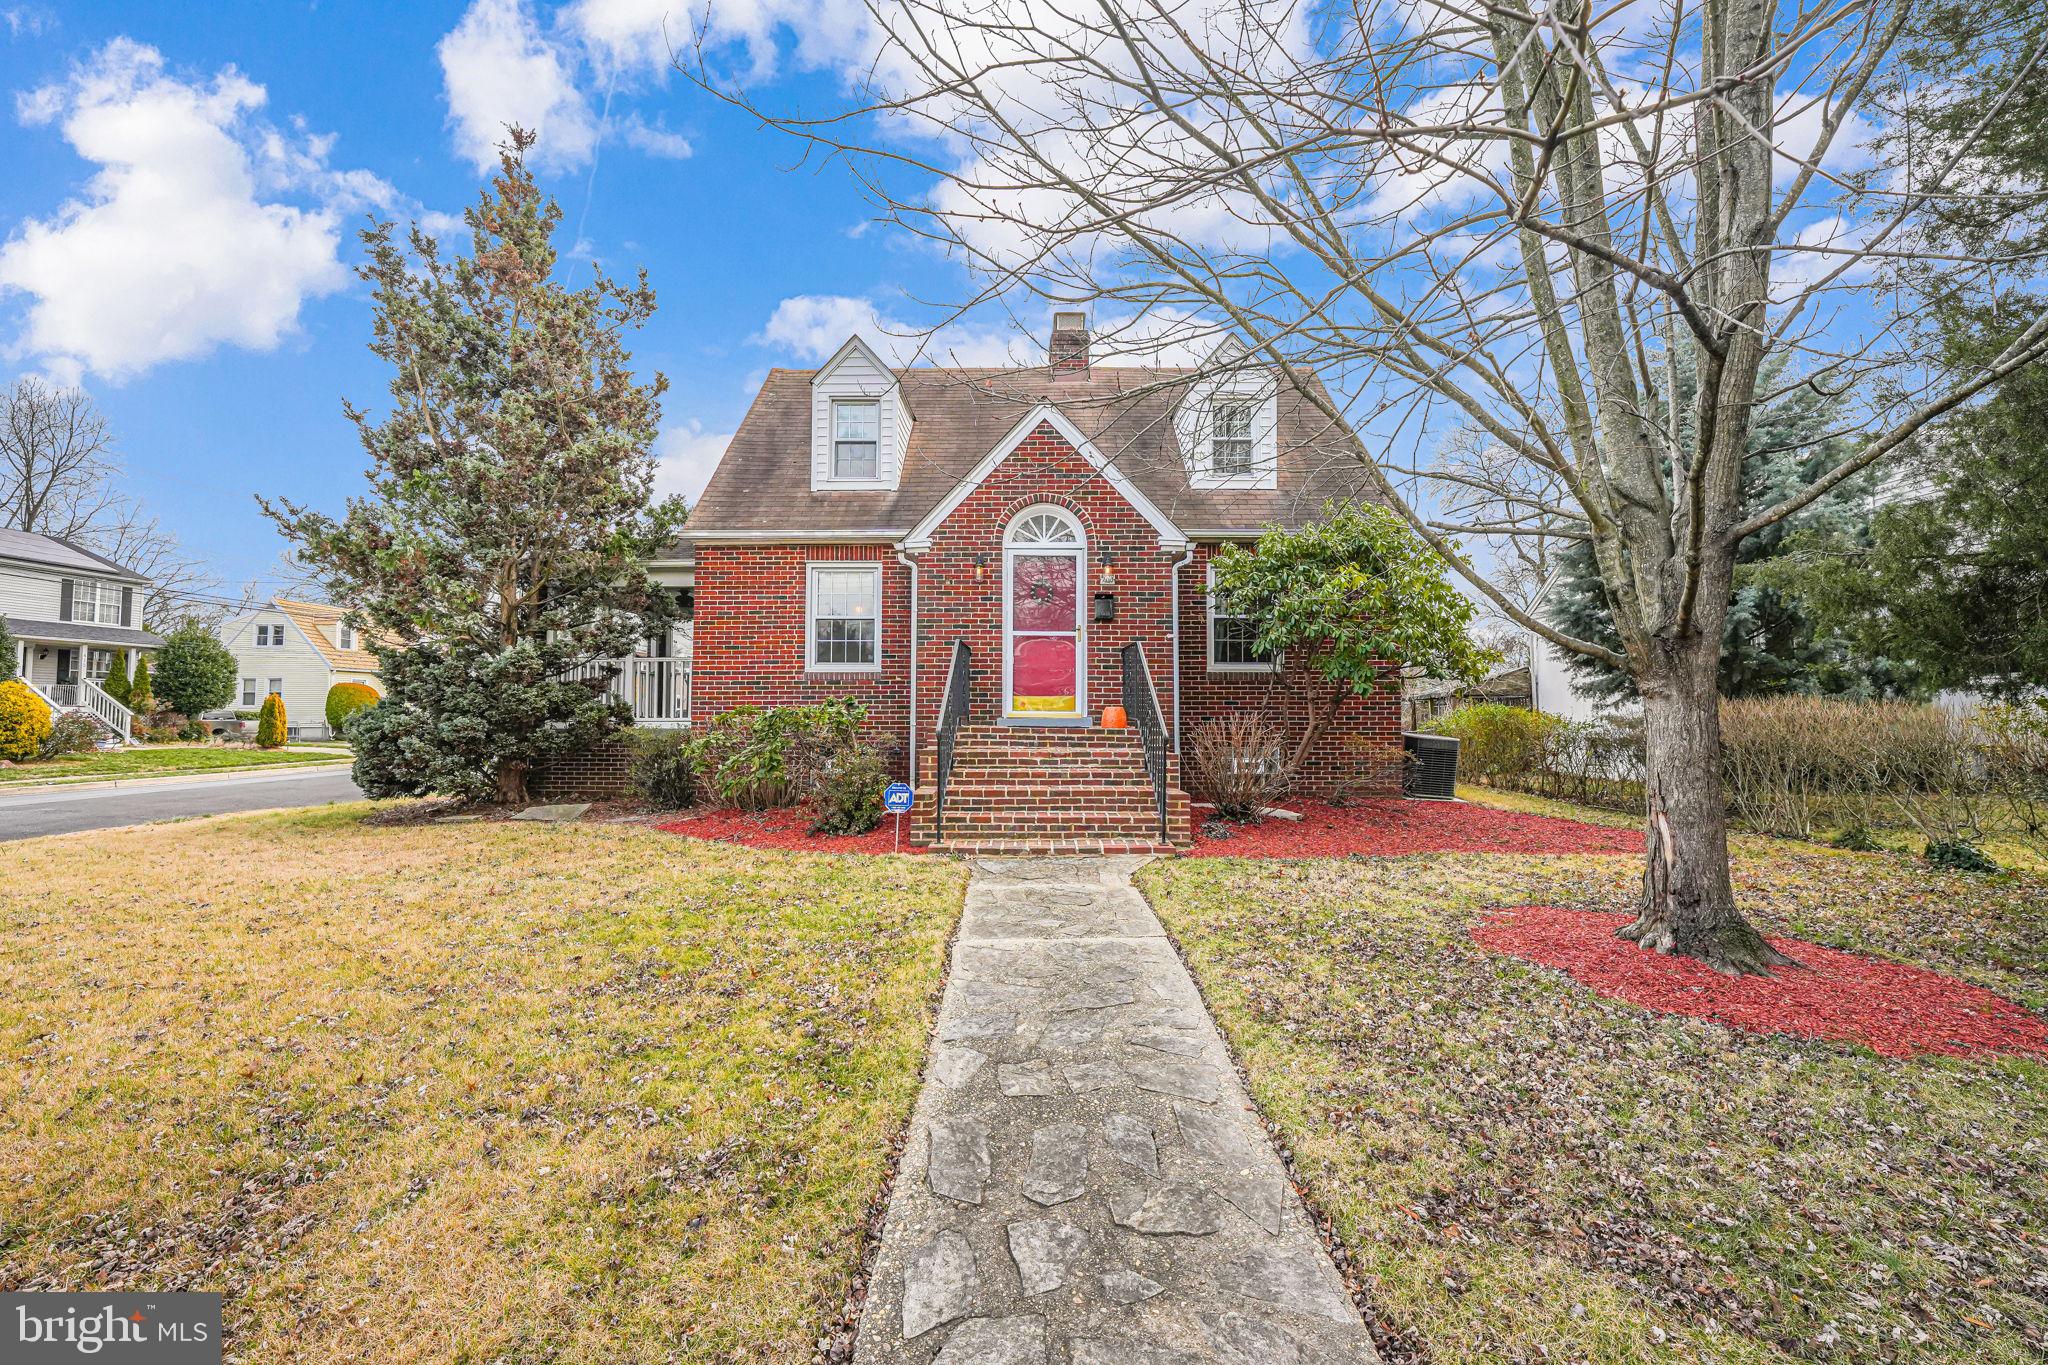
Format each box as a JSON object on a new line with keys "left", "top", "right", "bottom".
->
{"left": 1403, "top": 732, "right": 1459, "bottom": 800}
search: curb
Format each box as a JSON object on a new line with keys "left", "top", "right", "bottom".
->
{"left": 0, "top": 761, "right": 356, "bottom": 797}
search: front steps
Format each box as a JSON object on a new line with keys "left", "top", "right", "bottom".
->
{"left": 910, "top": 725, "right": 1193, "bottom": 854}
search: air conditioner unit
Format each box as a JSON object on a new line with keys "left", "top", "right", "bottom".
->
{"left": 1403, "top": 732, "right": 1459, "bottom": 800}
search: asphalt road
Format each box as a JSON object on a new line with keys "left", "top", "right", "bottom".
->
{"left": 0, "top": 767, "right": 365, "bottom": 842}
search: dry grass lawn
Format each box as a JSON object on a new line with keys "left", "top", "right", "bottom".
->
{"left": 0, "top": 807, "right": 965, "bottom": 1363}
{"left": 1140, "top": 813, "right": 2048, "bottom": 1363}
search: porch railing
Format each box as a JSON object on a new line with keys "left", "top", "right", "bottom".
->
{"left": 563, "top": 657, "right": 692, "bottom": 725}
{"left": 933, "top": 640, "right": 971, "bottom": 842}
{"left": 1119, "top": 641, "right": 1170, "bottom": 842}
{"left": 32, "top": 679, "right": 134, "bottom": 740}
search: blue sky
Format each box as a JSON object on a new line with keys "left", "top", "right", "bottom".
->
{"left": 0, "top": 1, "right": 983, "bottom": 596}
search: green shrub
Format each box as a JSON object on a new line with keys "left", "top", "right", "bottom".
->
{"left": 41, "top": 711, "right": 101, "bottom": 757}
{"left": 128, "top": 655, "right": 153, "bottom": 713}
{"left": 1830, "top": 824, "right": 1881, "bottom": 852}
{"left": 0, "top": 618, "right": 15, "bottom": 682}
{"left": 325, "top": 681, "right": 381, "bottom": 735}
{"left": 1424, "top": 704, "right": 1562, "bottom": 784}
{"left": 142, "top": 723, "right": 183, "bottom": 744}
{"left": 256, "top": 693, "right": 287, "bottom": 748}
{"left": 687, "top": 699, "right": 866, "bottom": 809}
{"left": 0, "top": 679, "right": 52, "bottom": 761}
{"left": 1926, "top": 839, "right": 1998, "bottom": 874}
{"left": 811, "top": 745, "right": 887, "bottom": 834}
{"left": 625, "top": 728, "right": 696, "bottom": 809}
{"left": 153, "top": 624, "right": 238, "bottom": 717}
{"left": 100, "top": 650, "right": 131, "bottom": 707}
{"left": 177, "top": 719, "right": 209, "bottom": 742}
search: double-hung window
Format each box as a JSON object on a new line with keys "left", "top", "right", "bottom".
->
{"left": 338, "top": 624, "right": 356, "bottom": 650}
{"left": 1211, "top": 401, "right": 1256, "bottom": 476}
{"left": 256, "top": 624, "right": 282, "bottom": 646}
{"left": 86, "top": 649, "right": 113, "bottom": 682}
{"left": 241, "top": 678, "right": 258, "bottom": 707}
{"left": 1208, "top": 565, "right": 1278, "bottom": 671}
{"left": 807, "top": 564, "right": 882, "bottom": 671}
{"left": 70, "top": 579, "right": 121, "bottom": 624}
{"left": 831, "top": 400, "right": 880, "bottom": 480}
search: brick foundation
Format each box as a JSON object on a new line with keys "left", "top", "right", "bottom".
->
{"left": 531, "top": 737, "right": 635, "bottom": 800}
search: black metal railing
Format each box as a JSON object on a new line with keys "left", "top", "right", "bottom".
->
{"left": 1120, "top": 641, "right": 1170, "bottom": 842}
{"left": 934, "top": 640, "right": 971, "bottom": 841}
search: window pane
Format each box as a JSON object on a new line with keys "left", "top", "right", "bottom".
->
{"left": 814, "top": 618, "right": 876, "bottom": 665}
{"left": 1213, "top": 402, "right": 1255, "bottom": 474}
{"left": 811, "top": 567, "right": 879, "bottom": 666}
{"left": 813, "top": 568, "right": 878, "bottom": 618}
{"left": 833, "top": 442, "right": 878, "bottom": 479}
{"left": 268, "top": 678, "right": 283, "bottom": 694}
{"left": 834, "top": 402, "right": 878, "bottom": 440}
{"left": 1213, "top": 614, "right": 1275, "bottom": 666}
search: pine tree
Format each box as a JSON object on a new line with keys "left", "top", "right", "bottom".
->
{"left": 128, "top": 655, "right": 154, "bottom": 714}
{"left": 256, "top": 692, "right": 287, "bottom": 749}
{"left": 262, "top": 131, "right": 682, "bottom": 803}
{"left": 1545, "top": 361, "right": 1926, "bottom": 702}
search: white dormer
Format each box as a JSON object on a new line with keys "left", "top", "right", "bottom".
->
{"left": 1175, "top": 336, "right": 1279, "bottom": 491}
{"left": 811, "top": 335, "right": 911, "bottom": 491}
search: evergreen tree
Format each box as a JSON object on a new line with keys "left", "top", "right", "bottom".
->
{"left": 0, "top": 617, "right": 15, "bottom": 682}
{"left": 100, "top": 649, "right": 131, "bottom": 706}
{"left": 263, "top": 131, "right": 681, "bottom": 803}
{"left": 153, "top": 623, "right": 238, "bottom": 718}
{"left": 1546, "top": 364, "right": 1926, "bottom": 701}
{"left": 128, "top": 655, "right": 153, "bottom": 713}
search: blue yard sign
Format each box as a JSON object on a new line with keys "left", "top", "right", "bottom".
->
{"left": 883, "top": 783, "right": 914, "bottom": 813}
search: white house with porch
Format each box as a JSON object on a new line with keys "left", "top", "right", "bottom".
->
{"left": 1, "top": 527, "right": 159, "bottom": 741}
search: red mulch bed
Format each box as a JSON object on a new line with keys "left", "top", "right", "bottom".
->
{"left": 653, "top": 805, "right": 924, "bottom": 854}
{"left": 1189, "top": 798, "right": 1640, "bottom": 858}
{"left": 1472, "top": 906, "right": 2048, "bottom": 1059}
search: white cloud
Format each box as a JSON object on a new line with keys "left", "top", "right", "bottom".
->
{"left": 0, "top": 39, "right": 369, "bottom": 383}
{"left": 619, "top": 112, "right": 691, "bottom": 159}
{"left": 4, "top": 6, "right": 53, "bottom": 38}
{"left": 438, "top": 0, "right": 598, "bottom": 172}
{"left": 655, "top": 418, "right": 732, "bottom": 502}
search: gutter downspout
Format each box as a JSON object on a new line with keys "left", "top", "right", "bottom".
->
{"left": 895, "top": 547, "right": 920, "bottom": 784}
{"left": 1167, "top": 543, "right": 1194, "bottom": 754}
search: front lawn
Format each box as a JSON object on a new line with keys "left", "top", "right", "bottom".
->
{"left": 1139, "top": 824, "right": 2048, "bottom": 1361}
{"left": 0, "top": 744, "right": 347, "bottom": 784}
{"left": 0, "top": 809, "right": 965, "bottom": 1362}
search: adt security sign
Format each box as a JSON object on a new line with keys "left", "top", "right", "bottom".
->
{"left": 883, "top": 782, "right": 914, "bottom": 851}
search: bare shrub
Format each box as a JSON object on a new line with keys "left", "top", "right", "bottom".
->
{"left": 1977, "top": 701, "right": 2048, "bottom": 847}
{"left": 1188, "top": 715, "right": 1291, "bottom": 821}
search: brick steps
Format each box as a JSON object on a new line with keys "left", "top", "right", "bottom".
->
{"left": 911, "top": 723, "right": 1193, "bottom": 853}
{"left": 928, "top": 839, "right": 1186, "bottom": 856}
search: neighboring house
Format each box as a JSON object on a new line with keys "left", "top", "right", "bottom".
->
{"left": 1403, "top": 665, "right": 1535, "bottom": 730}
{"left": 542, "top": 315, "right": 1403, "bottom": 851}
{"left": 219, "top": 599, "right": 383, "bottom": 740}
{"left": 0, "top": 527, "right": 160, "bottom": 741}
{"left": 1524, "top": 570, "right": 1622, "bottom": 724}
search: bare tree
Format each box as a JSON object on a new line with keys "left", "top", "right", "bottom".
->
{"left": 691, "top": 0, "right": 2048, "bottom": 971}
{"left": 0, "top": 377, "right": 219, "bottom": 629}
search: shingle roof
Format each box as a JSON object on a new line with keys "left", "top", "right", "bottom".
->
{"left": 274, "top": 599, "right": 383, "bottom": 671}
{"left": 685, "top": 365, "right": 1388, "bottom": 538}
{"left": 4, "top": 616, "right": 164, "bottom": 650}
{"left": 0, "top": 528, "right": 150, "bottom": 581}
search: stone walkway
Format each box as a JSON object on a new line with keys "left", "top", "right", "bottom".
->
{"left": 853, "top": 857, "right": 1381, "bottom": 1365}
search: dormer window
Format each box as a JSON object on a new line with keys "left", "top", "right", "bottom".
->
{"left": 338, "top": 624, "right": 356, "bottom": 650}
{"left": 832, "top": 400, "right": 880, "bottom": 480}
{"left": 1212, "top": 401, "right": 1255, "bottom": 476}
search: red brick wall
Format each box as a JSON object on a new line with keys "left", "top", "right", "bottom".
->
{"left": 907, "top": 421, "right": 1181, "bottom": 767}
{"left": 692, "top": 542, "right": 914, "bottom": 774}
{"left": 1176, "top": 545, "right": 1403, "bottom": 799}
{"left": 532, "top": 736, "right": 634, "bottom": 799}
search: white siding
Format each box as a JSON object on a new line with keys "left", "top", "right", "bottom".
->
{"left": 809, "top": 337, "right": 909, "bottom": 491}
{"left": 1528, "top": 632, "right": 1610, "bottom": 724}
{"left": 222, "top": 610, "right": 344, "bottom": 735}
{"left": 1174, "top": 338, "right": 1278, "bottom": 490}
{"left": 0, "top": 562, "right": 71, "bottom": 619}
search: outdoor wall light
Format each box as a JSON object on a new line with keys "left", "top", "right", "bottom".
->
{"left": 1099, "top": 551, "right": 1116, "bottom": 586}
{"left": 1092, "top": 592, "right": 1117, "bottom": 622}
{"left": 973, "top": 553, "right": 989, "bottom": 581}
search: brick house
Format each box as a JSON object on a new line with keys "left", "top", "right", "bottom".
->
{"left": 546, "top": 316, "right": 1403, "bottom": 850}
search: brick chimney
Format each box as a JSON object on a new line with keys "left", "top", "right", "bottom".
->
{"left": 1049, "top": 311, "right": 1090, "bottom": 379}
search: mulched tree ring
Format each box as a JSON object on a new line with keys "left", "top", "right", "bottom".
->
{"left": 1472, "top": 906, "right": 2048, "bottom": 1059}
{"left": 655, "top": 805, "right": 922, "bottom": 854}
{"left": 1186, "top": 799, "right": 1640, "bottom": 858}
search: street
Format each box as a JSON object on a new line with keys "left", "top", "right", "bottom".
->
{"left": 0, "top": 768, "right": 365, "bottom": 842}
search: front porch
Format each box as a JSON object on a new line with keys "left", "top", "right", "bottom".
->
{"left": 8, "top": 622, "right": 155, "bottom": 742}
{"left": 569, "top": 655, "right": 692, "bottom": 727}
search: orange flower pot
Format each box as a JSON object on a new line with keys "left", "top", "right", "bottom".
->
{"left": 1101, "top": 705, "right": 1129, "bottom": 729}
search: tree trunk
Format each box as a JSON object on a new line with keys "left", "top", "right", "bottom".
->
{"left": 1619, "top": 638, "right": 1794, "bottom": 975}
{"left": 495, "top": 760, "right": 530, "bottom": 806}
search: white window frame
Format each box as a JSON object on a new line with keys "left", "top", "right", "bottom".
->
{"left": 266, "top": 677, "right": 284, "bottom": 699}
{"left": 337, "top": 624, "right": 355, "bottom": 650}
{"left": 1207, "top": 562, "right": 1280, "bottom": 673}
{"left": 1211, "top": 399, "right": 1256, "bottom": 476}
{"left": 829, "top": 399, "right": 882, "bottom": 482}
{"left": 241, "top": 678, "right": 258, "bottom": 707}
{"left": 1001, "top": 505, "right": 1088, "bottom": 721}
{"left": 85, "top": 648, "right": 114, "bottom": 682}
{"left": 805, "top": 562, "right": 883, "bottom": 674}
{"left": 71, "top": 579, "right": 121, "bottom": 625}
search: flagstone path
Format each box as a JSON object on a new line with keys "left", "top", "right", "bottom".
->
{"left": 853, "top": 857, "right": 1380, "bottom": 1365}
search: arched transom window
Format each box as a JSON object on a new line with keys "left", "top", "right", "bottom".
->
{"left": 1005, "top": 507, "right": 1083, "bottom": 547}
